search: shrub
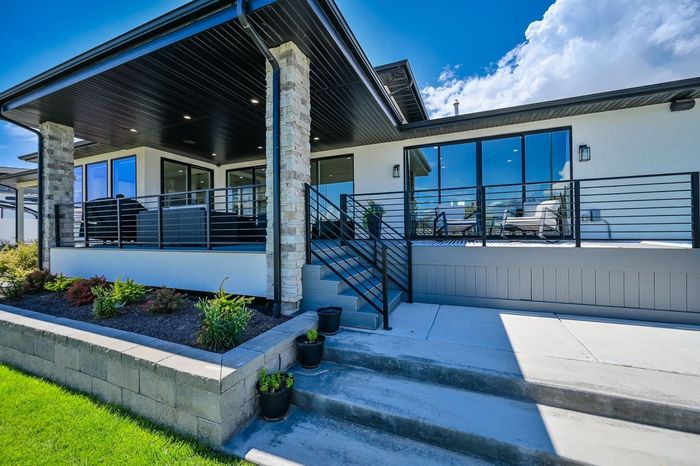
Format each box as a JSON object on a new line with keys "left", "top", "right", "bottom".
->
{"left": 91, "top": 285, "right": 123, "bottom": 319}
{"left": 66, "top": 276, "right": 108, "bottom": 306}
{"left": 111, "top": 278, "right": 146, "bottom": 304}
{"left": 45, "top": 274, "right": 78, "bottom": 292}
{"left": 2, "top": 270, "right": 29, "bottom": 299}
{"left": 143, "top": 287, "right": 184, "bottom": 314}
{"left": 195, "top": 282, "right": 253, "bottom": 351}
{"left": 258, "top": 368, "right": 294, "bottom": 394}
{"left": 22, "top": 269, "right": 55, "bottom": 294}
{"left": 0, "top": 242, "right": 39, "bottom": 298}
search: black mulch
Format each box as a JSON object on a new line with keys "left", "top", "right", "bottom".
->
{"left": 2, "top": 291, "right": 289, "bottom": 353}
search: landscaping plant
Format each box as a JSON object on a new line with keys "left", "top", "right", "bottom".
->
{"left": 257, "top": 368, "right": 295, "bottom": 420}
{"left": 295, "top": 328, "right": 325, "bottom": 369}
{"left": 66, "top": 276, "right": 108, "bottom": 306}
{"left": 22, "top": 269, "right": 56, "bottom": 294}
{"left": 44, "top": 274, "right": 78, "bottom": 292}
{"left": 111, "top": 278, "right": 147, "bottom": 304}
{"left": 0, "top": 242, "right": 39, "bottom": 298}
{"left": 143, "top": 287, "right": 184, "bottom": 314}
{"left": 258, "top": 368, "right": 295, "bottom": 394}
{"left": 91, "top": 285, "right": 123, "bottom": 319}
{"left": 195, "top": 280, "right": 253, "bottom": 351}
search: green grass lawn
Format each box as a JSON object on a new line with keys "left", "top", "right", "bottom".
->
{"left": 0, "top": 364, "right": 249, "bottom": 465}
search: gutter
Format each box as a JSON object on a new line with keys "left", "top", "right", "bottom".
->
{"left": 237, "top": 0, "right": 282, "bottom": 318}
{"left": 0, "top": 114, "right": 43, "bottom": 268}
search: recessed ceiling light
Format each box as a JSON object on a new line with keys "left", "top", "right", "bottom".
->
{"left": 513, "top": 149, "right": 519, "bottom": 152}
{"left": 239, "top": 176, "right": 244, "bottom": 179}
{"left": 178, "top": 170, "right": 184, "bottom": 173}
{"left": 129, "top": 128, "right": 138, "bottom": 133}
{"left": 257, "top": 146, "right": 263, "bottom": 150}
{"left": 313, "top": 137, "right": 320, "bottom": 141}
{"left": 250, "top": 98, "right": 260, "bottom": 104}
{"left": 506, "top": 159, "right": 512, "bottom": 163}
{"left": 211, "top": 153, "right": 217, "bottom": 156}
{"left": 183, "top": 115, "right": 192, "bottom": 120}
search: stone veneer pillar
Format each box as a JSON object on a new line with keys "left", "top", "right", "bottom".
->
{"left": 265, "top": 42, "right": 311, "bottom": 315}
{"left": 39, "top": 121, "right": 74, "bottom": 269}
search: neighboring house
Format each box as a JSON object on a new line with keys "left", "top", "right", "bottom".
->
{"left": 0, "top": 0, "right": 698, "bottom": 327}
{"left": 0, "top": 166, "right": 38, "bottom": 244}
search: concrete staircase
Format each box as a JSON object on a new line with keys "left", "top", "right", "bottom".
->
{"left": 224, "top": 329, "right": 700, "bottom": 466}
{"left": 300, "top": 243, "right": 403, "bottom": 329}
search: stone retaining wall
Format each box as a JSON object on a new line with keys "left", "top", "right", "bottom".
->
{"left": 0, "top": 304, "right": 316, "bottom": 445}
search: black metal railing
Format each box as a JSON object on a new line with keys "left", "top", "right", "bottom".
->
{"left": 56, "top": 185, "right": 267, "bottom": 249}
{"left": 305, "top": 184, "right": 411, "bottom": 330}
{"left": 348, "top": 172, "right": 700, "bottom": 247}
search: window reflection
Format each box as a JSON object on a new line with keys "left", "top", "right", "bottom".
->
{"left": 112, "top": 156, "right": 136, "bottom": 198}
{"left": 86, "top": 161, "right": 108, "bottom": 201}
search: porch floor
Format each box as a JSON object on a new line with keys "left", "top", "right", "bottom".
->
{"left": 413, "top": 239, "right": 691, "bottom": 248}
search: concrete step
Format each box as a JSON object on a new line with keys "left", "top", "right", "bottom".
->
{"left": 302, "top": 265, "right": 375, "bottom": 294}
{"left": 292, "top": 362, "right": 700, "bottom": 466}
{"left": 323, "top": 330, "right": 700, "bottom": 434}
{"left": 222, "top": 407, "right": 492, "bottom": 466}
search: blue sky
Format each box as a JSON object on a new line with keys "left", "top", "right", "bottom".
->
{"left": 1, "top": 0, "right": 699, "bottom": 166}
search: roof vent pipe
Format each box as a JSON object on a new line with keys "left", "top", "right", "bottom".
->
{"left": 453, "top": 99, "right": 460, "bottom": 116}
{"left": 237, "top": 0, "right": 282, "bottom": 318}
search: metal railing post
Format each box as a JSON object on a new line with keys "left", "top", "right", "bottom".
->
{"left": 381, "top": 245, "right": 391, "bottom": 330}
{"left": 206, "top": 189, "right": 213, "bottom": 250}
{"left": 573, "top": 180, "right": 582, "bottom": 247}
{"left": 157, "top": 195, "right": 163, "bottom": 249}
{"left": 340, "top": 193, "right": 348, "bottom": 247}
{"left": 116, "top": 198, "right": 123, "bottom": 248}
{"left": 304, "top": 184, "right": 312, "bottom": 264}
{"left": 692, "top": 172, "right": 699, "bottom": 248}
{"left": 478, "top": 185, "right": 487, "bottom": 247}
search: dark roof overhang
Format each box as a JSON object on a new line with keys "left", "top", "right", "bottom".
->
{"left": 0, "top": 0, "right": 404, "bottom": 164}
{"left": 375, "top": 60, "right": 428, "bottom": 123}
{"left": 399, "top": 77, "right": 700, "bottom": 139}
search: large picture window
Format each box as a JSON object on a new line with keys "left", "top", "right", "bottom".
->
{"left": 161, "top": 158, "right": 213, "bottom": 205}
{"left": 86, "top": 161, "right": 108, "bottom": 201}
{"left": 226, "top": 166, "right": 266, "bottom": 215}
{"left": 111, "top": 155, "right": 136, "bottom": 198}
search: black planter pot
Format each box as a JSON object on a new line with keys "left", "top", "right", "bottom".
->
{"left": 317, "top": 307, "right": 342, "bottom": 335}
{"left": 367, "top": 214, "right": 382, "bottom": 239}
{"left": 295, "top": 334, "right": 325, "bottom": 368}
{"left": 259, "top": 386, "right": 292, "bottom": 421}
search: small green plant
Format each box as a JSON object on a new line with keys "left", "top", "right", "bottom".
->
{"left": 66, "top": 276, "right": 108, "bottom": 306}
{"left": 362, "top": 200, "right": 385, "bottom": 229}
{"left": 22, "top": 269, "right": 56, "bottom": 294}
{"left": 195, "top": 279, "right": 253, "bottom": 351}
{"left": 306, "top": 329, "right": 318, "bottom": 343}
{"left": 258, "top": 368, "right": 294, "bottom": 394}
{"left": 91, "top": 285, "right": 124, "bottom": 318}
{"left": 111, "top": 277, "right": 146, "bottom": 304}
{"left": 143, "top": 287, "right": 184, "bottom": 314}
{"left": 45, "top": 274, "right": 78, "bottom": 292}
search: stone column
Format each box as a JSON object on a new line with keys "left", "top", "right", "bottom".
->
{"left": 39, "top": 122, "right": 74, "bottom": 269}
{"left": 265, "top": 42, "right": 311, "bottom": 315}
{"left": 15, "top": 186, "right": 24, "bottom": 244}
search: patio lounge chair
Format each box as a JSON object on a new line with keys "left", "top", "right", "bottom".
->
{"left": 501, "top": 199, "right": 562, "bottom": 239}
{"left": 434, "top": 203, "right": 478, "bottom": 237}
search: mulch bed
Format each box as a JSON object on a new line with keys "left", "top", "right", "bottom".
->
{"left": 2, "top": 291, "right": 289, "bottom": 353}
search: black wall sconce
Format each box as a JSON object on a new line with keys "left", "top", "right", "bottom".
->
{"left": 578, "top": 144, "right": 591, "bottom": 162}
{"left": 392, "top": 164, "right": 401, "bottom": 178}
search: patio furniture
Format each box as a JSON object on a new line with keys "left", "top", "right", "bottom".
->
{"left": 434, "top": 203, "right": 478, "bottom": 237}
{"left": 83, "top": 197, "right": 147, "bottom": 243}
{"left": 500, "top": 199, "right": 562, "bottom": 239}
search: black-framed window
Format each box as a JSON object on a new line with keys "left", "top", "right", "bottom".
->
{"left": 86, "top": 161, "right": 108, "bottom": 201}
{"left": 226, "top": 166, "right": 266, "bottom": 215}
{"left": 111, "top": 155, "right": 136, "bottom": 198}
{"left": 74, "top": 166, "right": 83, "bottom": 203}
{"left": 161, "top": 158, "right": 213, "bottom": 205}
{"left": 311, "top": 155, "right": 354, "bottom": 216}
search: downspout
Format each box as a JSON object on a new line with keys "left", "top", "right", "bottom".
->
{"left": 0, "top": 113, "right": 43, "bottom": 268}
{"left": 237, "top": 0, "right": 282, "bottom": 318}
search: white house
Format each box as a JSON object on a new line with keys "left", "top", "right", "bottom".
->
{"left": 1, "top": 0, "right": 699, "bottom": 328}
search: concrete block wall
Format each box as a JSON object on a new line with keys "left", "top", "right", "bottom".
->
{"left": 0, "top": 305, "right": 316, "bottom": 446}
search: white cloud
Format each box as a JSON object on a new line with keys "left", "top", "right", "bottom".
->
{"left": 422, "top": 0, "right": 700, "bottom": 118}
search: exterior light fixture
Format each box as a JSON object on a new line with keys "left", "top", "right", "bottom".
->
{"left": 129, "top": 128, "right": 138, "bottom": 133}
{"left": 670, "top": 99, "right": 695, "bottom": 112}
{"left": 392, "top": 164, "right": 401, "bottom": 178}
{"left": 250, "top": 98, "right": 260, "bottom": 104}
{"left": 183, "top": 115, "right": 192, "bottom": 120}
{"left": 578, "top": 144, "right": 591, "bottom": 162}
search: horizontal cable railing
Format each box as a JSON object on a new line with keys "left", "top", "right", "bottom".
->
{"left": 348, "top": 172, "right": 700, "bottom": 247}
{"left": 56, "top": 185, "right": 267, "bottom": 249}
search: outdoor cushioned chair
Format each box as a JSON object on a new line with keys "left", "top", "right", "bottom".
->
{"left": 500, "top": 199, "right": 562, "bottom": 239}
{"left": 83, "top": 196, "right": 147, "bottom": 243}
{"left": 434, "top": 203, "right": 478, "bottom": 237}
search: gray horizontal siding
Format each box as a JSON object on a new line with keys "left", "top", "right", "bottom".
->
{"left": 413, "top": 246, "right": 700, "bottom": 317}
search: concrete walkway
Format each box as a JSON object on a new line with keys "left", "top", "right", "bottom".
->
{"left": 370, "top": 302, "right": 700, "bottom": 377}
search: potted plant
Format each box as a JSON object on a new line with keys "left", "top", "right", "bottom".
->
{"left": 295, "top": 329, "right": 325, "bottom": 368}
{"left": 317, "top": 306, "right": 342, "bottom": 335}
{"left": 258, "top": 369, "right": 294, "bottom": 421}
{"left": 362, "top": 200, "right": 385, "bottom": 239}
